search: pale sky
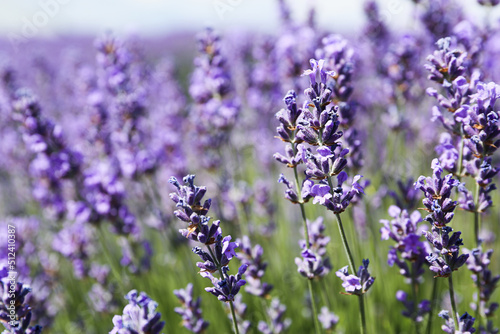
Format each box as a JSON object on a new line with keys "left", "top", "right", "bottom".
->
{"left": 0, "top": 0, "right": 497, "bottom": 38}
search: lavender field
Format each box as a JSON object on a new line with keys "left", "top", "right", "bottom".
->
{"left": 1, "top": 0, "right": 500, "bottom": 333}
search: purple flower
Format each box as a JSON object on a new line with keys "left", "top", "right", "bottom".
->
{"left": 0, "top": 268, "right": 42, "bottom": 334}
{"left": 438, "top": 310, "right": 476, "bottom": 334}
{"left": 317, "top": 306, "right": 339, "bottom": 331}
{"left": 335, "top": 259, "right": 375, "bottom": 295}
{"left": 380, "top": 206, "right": 429, "bottom": 279}
{"left": 173, "top": 283, "right": 209, "bottom": 334}
{"left": 396, "top": 290, "right": 430, "bottom": 323}
{"left": 424, "top": 226, "right": 469, "bottom": 277}
{"left": 236, "top": 236, "right": 273, "bottom": 298}
{"left": 414, "top": 159, "right": 459, "bottom": 227}
{"left": 110, "top": 290, "right": 165, "bottom": 334}
{"left": 464, "top": 247, "right": 500, "bottom": 321}
{"left": 310, "top": 173, "right": 364, "bottom": 214}
{"left": 295, "top": 248, "right": 332, "bottom": 280}
{"left": 201, "top": 264, "right": 248, "bottom": 302}
{"left": 257, "top": 298, "right": 291, "bottom": 334}
{"left": 221, "top": 236, "right": 238, "bottom": 260}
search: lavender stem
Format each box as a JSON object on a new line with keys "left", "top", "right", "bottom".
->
{"left": 229, "top": 301, "right": 241, "bottom": 334}
{"left": 448, "top": 275, "right": 460, "bottom": 332}
{"left": 206, "top": 245, "right": 241, "bottom": 334}
{"left": 334, "top": 212, "right": 365, "bottom": 334}
{"left": 426, "top": 278, "right": 439, "bottom": 334}
{"left": 411, "top": 269, "right": 422, "bottom": 334}
{"left": 291, "top": 143, "right": 322, "bottom": 334}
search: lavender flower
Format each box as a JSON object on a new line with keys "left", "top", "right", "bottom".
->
{"left": 200, "top": 264, "right": 248, "bottom": 302}
{"left": 257, "top": 298, "right": 291, "bottom": 334}
{"left": 335, "top": 259, "right": 375, "bottom": 295}
{"left": 380, "top": 206, "right": 429, "bottom": 280}
{"left": 110, "top": 290, "right": 165, "bottom": 334}
{"left": 465, "top": 247, "right": 499, "bottom": 331}
{"left": 173, "top": 283, "right": 209, "bottom": 333}
{"left": 388, "top": 178, "right": 421, "bottom": 210}
{"left": 236, "top": 236, "right": 273, "bottom": 298}
{"left": 12, "top": 89, "right": 82, "bottom": 219}
{"left": 424, "top": 226, "right": 469, "bottom": 277}
{"left": 438, "top": 310, "right": 476, "bottom": 334}
{"left": 396, "top": 291, "right": 430, "bottom": 323}
{"left": 310, "top": 172, "right": 364, "bottom": 214}
{"left": 0, "top": 269, "right": 42, "bottom": 334}
{"left": 169, "top": 175, "right": 248, "bottom": 304}
{"left": 414, "top": 159, "right": 460, "bottom": 227}
{"left": 295, "top": 217, "right": 332, "bottom": 279}
{"left": 189, "top": 28, "right": 240, "bottom": 170}
{"left": 317, "top": 306, "right": 339, "bottom": 331}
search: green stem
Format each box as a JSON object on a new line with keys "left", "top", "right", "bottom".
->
{"left": 333, "top": 213, "right": 356, "bottom": 272}
{"left": 426, "top": 278, "right": 439, "bottom": 334}
{"left": 206, "top": 245, "right": 241, "bottom": 334}
{"left": 290, "top": 143, "right": 320, "bottom": 334}
{"left": 448, "top": 275, "right": 460, "bottom": 332}
{"left": 321, "top": 280, "right": 332, "bottom": 309}
{"left": 358, "top": 295, "right": 367, "bottom": 334}
{"left": 334, "top": 212, "right": 366, "bottom": 334}
{"left": 307, "top": 279, "right": 322, "bottom": 334}
{"left": 411, "top": 269, "right": 422, "bottom": 334}
{"left": 229, "top": 301, "right": 241, "bottom": 334}
{"left": 97, "top": 225, "right": 125, "bottom": 294}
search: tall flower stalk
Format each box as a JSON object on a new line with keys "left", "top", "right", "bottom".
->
{"left": 169, "top": 175, "right": 248, "bottom": 334}
{"left": 415, "top": 159, "right": 473, "bottom": 332}
{"left": 275, "top": 59, "right": 371, "bottom": 334}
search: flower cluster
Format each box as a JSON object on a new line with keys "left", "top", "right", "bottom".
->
{"left": 257, "top": 298, "right": 291, "bottom": 334}
{"left": 295, "top": 217, "right": 332, "bottom": 280}
{"left": 335, "top": 259, "right": 375, "bottom": 295}
{"left": 110, "top": 290, "right": 165, "bottom": 334}
{"left": 424, "top": 226, "right": 469, "bottom": 277}
{"left": 169, "top": 174, "right": 247, "bottom": 303}
{"left": 438, "top": 310, "right": 476, "bottom": 334}
{"left": 173, "top": 283, "right": 209, "bottom": 333}
{"left": 414, "top": 159, "right": 460, "bottom": 227}
{"left": 380, "top": 206, "right": 429, "bottom": 279}
{"left": 396, "top": 291, "right": 430, "bottom": 324}
{"left": 236, "top": 235, "right": 273, "bottom": 298}
{"left": 11, "top": 89, "right": 82, "bottom": 219}
{"left": 0, "top": 268, "right": 42, "bottom": 334}
{"left": 317, "top": 306, "right": 339, "bottom": 331}
{"left": 465, "top": 247, "right": 499, "bottom": 332}
{"left": 189, "top": 28, "right": 240, "bottom": 170}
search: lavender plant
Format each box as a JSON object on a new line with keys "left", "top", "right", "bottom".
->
{"left": 380, "top": 206, "right": 431, "bottom": 332}
{"left": 169, "top": 174, "right": 248, "bottom": 334}
{"left": 0, "top": 268, "right": 42, "bottom": 334}
{"left": 173, "top": 283, "right": 209, "bottom": 333}
{"left": 110, "top": 290, "right": 165, "bottom": 334}
{"left": 415, "top": 159, "right": 474, "bottom": 332}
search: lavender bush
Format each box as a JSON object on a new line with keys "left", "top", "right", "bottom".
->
{"left": 0, "top": 1, "right": 499, "bottom": 333}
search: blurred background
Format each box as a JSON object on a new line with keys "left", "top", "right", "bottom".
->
{"left": 1, "top": 0, "right": 498, "bottom": 39}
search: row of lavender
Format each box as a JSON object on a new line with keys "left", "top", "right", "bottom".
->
{"left": 0, "top": 0, "right": 499, "bottom": 333}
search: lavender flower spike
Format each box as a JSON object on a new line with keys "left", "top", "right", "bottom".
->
{"left": 0, "top": 268, "right": 42, "bottom": 334}
{"left": 335, "top": 259, "right": 375, "bottom": 295}
{"left": 257, "top": 298, "right": 292, "bottom": 334}
{"left": 110, "top": 290, "right": 165, "bottom": 334}
{"left": 200, "top": 264, "right": 248, "bottom": 302}
{"left": 414, "top": 159, "right": 460, "bottom": 227}
{"left": 438, "top": 310, "right": 476, "bottom": 333}
{"left": 174, "top": 283, "right": 209, "bottom": 333}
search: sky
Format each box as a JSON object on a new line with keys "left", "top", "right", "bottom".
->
{"left": 0, "top": 0, "right": 497, "bottom": 40}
